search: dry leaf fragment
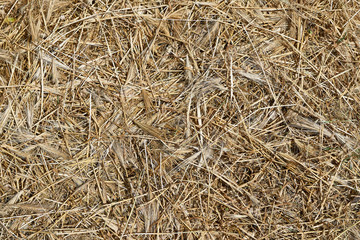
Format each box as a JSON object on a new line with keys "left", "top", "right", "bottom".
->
{"left": 133, "top": 120, "right": 165, "bottom": 141}
{"left": 142, "top": 89, "right": 153, "bottom": 113}
{"left": 38, "top": 143, "right": 70, "bottom": 159}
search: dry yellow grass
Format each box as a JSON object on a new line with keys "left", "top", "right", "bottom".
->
{"left": 0, "top": 0, "right": 360, "bottom": 239}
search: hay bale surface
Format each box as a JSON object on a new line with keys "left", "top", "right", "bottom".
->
{"left": 0, "top": 0, "right": 359, "bottom": 239}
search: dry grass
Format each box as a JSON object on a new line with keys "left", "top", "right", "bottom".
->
{"left": 0, "top": 0, "right": 360, "bottom": 239}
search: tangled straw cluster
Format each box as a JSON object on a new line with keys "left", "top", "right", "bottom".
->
{"left": 0, "top": 0, "right": 360, "bottom": 239}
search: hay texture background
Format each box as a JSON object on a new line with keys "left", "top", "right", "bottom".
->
{"left": 0, "top": 0, "right": 360, "bottom": 239}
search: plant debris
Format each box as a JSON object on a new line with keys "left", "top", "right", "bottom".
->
{"left": 0, "top": 0, "right": 360, "bottom": 239}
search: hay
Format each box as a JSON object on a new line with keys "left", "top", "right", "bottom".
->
{"left": 0, "top": 0, "right": 360, "bottom": 239}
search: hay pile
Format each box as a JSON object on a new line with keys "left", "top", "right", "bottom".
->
{"left": 0, "top": 0, "right": 360, "bottom": 239}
